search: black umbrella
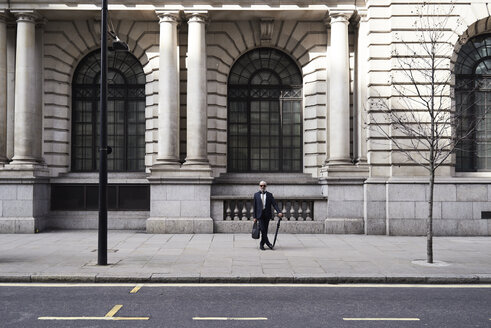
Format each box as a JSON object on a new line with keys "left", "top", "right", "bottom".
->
{"left": 272, "top": 217, "right": 282, "bottom": 248}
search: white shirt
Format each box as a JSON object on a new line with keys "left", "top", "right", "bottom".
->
{"left": 261, "top": 192, "right": 266, "bottom": 209}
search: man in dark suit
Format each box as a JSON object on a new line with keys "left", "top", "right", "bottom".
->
{"left": 253, "top": 181, "right": 283, "bottom": 250}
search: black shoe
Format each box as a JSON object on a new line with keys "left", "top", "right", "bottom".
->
{"left": 267, "top": 243, "right": 274, "bottom": 250}
{"left": 260, "top": 245, "right": 266, "bottom": 250}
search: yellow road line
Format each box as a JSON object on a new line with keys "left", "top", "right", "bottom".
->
{"left": 193, "top": 317, "right": 268, "bottom": 321}
{"left": 130, "top": 284, "right": 143, "bottom": 294}
{"left": 344, "top": 318, "right": 420, "bottom": 321}
{"left": 105, "top": 305, "right": 123, "bottom": 317}
{"left": 38, "top": 304, "right": 150, "bottom": 321}
{"left": 38, "top": 316, "right": 149, "bottom": 321}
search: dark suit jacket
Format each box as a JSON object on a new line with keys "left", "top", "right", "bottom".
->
{"left": 253, "top": 191, "right": 281, "bottom": 220}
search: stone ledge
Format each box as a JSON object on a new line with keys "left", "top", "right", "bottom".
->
{"left": 146, "top": 217, "right": 213, "bottom": 234}
{"left": 214, "top": 220, "right": 324, "bottom": 233}
{"left": 213, "top": 173, "right": 319, "bottom": 185}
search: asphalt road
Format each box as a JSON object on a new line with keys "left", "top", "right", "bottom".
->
{"left": 1, "top": 283, "right": 490, "bottom": 328}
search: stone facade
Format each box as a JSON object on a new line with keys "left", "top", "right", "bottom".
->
{"left": 0, "top": 1, "right": 490, "bottom": 235}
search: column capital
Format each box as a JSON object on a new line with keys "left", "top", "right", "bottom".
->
{"left": 329, "top": 10, "right": 354, "bottom": 24}
{"left": 36, "top": 17, "right": 48, "bottom": 28}
{"left": 357, "top": 9, "right": 368, "bottom": 20}
{"left": 156, "top": 11, "right": 180, "bottom": 24}
{"left": 185, "top": 11, "right": 208, "bottom": 24}
{"left": 353, "top": 9, "right": 368, "bottom": 27}
{"left": 0, "top": 11, "right": 11, "bottom": 24}
{"left": 11, "top": 10, "right": 40, "bottom": 23}
{"left": 323, "top": 15, "right": 331, "bottom": 27}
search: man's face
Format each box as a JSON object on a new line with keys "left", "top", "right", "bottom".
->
{"left": 259, "top": 183, "right": 266, "bottom": 191}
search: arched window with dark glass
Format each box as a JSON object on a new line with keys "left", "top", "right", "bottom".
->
{"left": 228, "top": 48, "right": 303, "bottom": 172}
{"left": 72, "top": 50, "right": 146, "bottom": 172}
{"left": 455, "top": 34, "right": 491, "bottom": 172}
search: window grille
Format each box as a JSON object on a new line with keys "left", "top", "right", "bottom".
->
{"left": 228, "top": 48, "right": 303, "bottom": 172}
{"left": 72, "top": 50, "right": 146, "bottom": 172}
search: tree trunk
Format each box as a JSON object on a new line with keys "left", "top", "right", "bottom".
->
{"left": 427, "top": 48, "right": 436, "bottom": 264}
{"left": 427, "top": 171, "right": 434, "bottom": 263}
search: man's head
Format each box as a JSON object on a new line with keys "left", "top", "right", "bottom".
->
{"left": 259, "top": 181, "right": 267, "bottom": 191}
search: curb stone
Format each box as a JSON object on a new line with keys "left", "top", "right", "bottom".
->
{"left": 1, "top": 275, "right": 490, "bottom": 284}
{"left": 31, "top": 275, "right": 96, "bottom": 283}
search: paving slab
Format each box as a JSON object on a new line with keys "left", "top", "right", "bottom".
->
{"left": 0, "top": 231, "right": 490, "bottom": 283}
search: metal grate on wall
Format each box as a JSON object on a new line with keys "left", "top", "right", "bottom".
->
{"left": 51, "top": 184, "right": 150, "bottom": 211}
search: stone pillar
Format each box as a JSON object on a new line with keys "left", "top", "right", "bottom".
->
{"left": 6, "top": 23, "right": 15, "bottom": 160}
{"left": 0, "top": 13, "right": 8, "bottom": 164}
{"left": 10, "top": 11, "right": 42, "bottom": 166}
{"left": 184, "top": 12, "right": 210, "bottom": 168}
{"left": 356, "top": 11, "right": 368, "bottom": 165}
{"left": 327, "top": 11, "right": 352, "bottom": 166}
{"left": 34, "top": 19, "right": 45, "bottom": 162}
{"left": 146, "top": 12, "right": 213, "bottom": 234}
{"left": 155, "top": 11, "right": 180, "bottom": 168}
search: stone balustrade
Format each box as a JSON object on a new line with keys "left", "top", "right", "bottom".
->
{"left": 214, "top": 196, "right": 321, "bottom": 221}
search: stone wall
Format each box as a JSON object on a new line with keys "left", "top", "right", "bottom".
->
{"left": 364, "top": 179, "right": 491, "bottom": 236}
{"left": 0, "top": 181, "right": 50, "bottom": 233}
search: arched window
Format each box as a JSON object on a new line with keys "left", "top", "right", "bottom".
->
{"left": 228, "top": 48, "right": 303, "bottom": 172}
{"left": 72, "top": 50, "right": 146, "bottom": 172}
{"left": 455, "top": 34, "right": 491, "bottom": 172}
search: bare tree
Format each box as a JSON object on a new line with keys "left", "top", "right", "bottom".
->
{"left": 368, "top": 3, "right": 482, "bottom": 263}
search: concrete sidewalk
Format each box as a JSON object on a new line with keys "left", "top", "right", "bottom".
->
{"left": 0, "top": 231, "right": 490, "bottom": 284}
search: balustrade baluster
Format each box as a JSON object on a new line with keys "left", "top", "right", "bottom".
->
{"left": 225, "top": 201, "right": 232, "bottom": 220}
{"left": 298, "top": 201, "right": 303, "bottom": 221}
{"left": 233, "top": 202, "right": 239, "bottom": 221}
{"left": 241, "top": 201, "right": 247, "bottom": 221}
{"left": 249, "top": 204, "right": 254, "bottom": 220}
{"left": 306, "top": 202, "right": 312, "bottom": 220}
{"left": 290, "top": 201, "right": 296, "bottom": 220}
{"left": 282, "top": 201, "right": 287, "bottom": 220}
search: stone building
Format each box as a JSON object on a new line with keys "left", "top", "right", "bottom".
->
{"left": 0, "top": 0, "right": 490, "bottom": 235}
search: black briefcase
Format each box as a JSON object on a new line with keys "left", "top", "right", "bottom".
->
{"left": 251, "top": 221, "right": 260, "bottom": 239}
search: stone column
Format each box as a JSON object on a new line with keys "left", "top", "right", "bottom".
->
{"left": 146, "top": 11, "right": 213, "bottom": 234}
{"left": 356, "top": 11, "right": 368, "bottom": 165}
{"left": 184, "top": 12, "right": 209, "bottom": 168}
{"left": 155, "top": 11, "right": 180, "bottom": 168}
{"left": 34, "top": 19, "right": 45, "bottom": 162}
{"left": 6, "top": 23, "right": 16, "bottom": 160}
{"left": 0, "top": 13, "right": 8, "bottom": 164}
{"left": 10, "top": 11, "right": 42, "bottom": 166}
{"left": 327, "top": 11, "right": 352, "bottom": 165}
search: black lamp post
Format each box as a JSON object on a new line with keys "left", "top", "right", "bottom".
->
{"left": 98, "top": 0, "right": 109, "bottom": 266}
{"left": 98, "top": 0, "right": 128, "bottom": 266}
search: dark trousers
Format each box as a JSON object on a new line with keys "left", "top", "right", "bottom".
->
{"left": 259, "top": 213, "right": 271, "bottom": 246}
